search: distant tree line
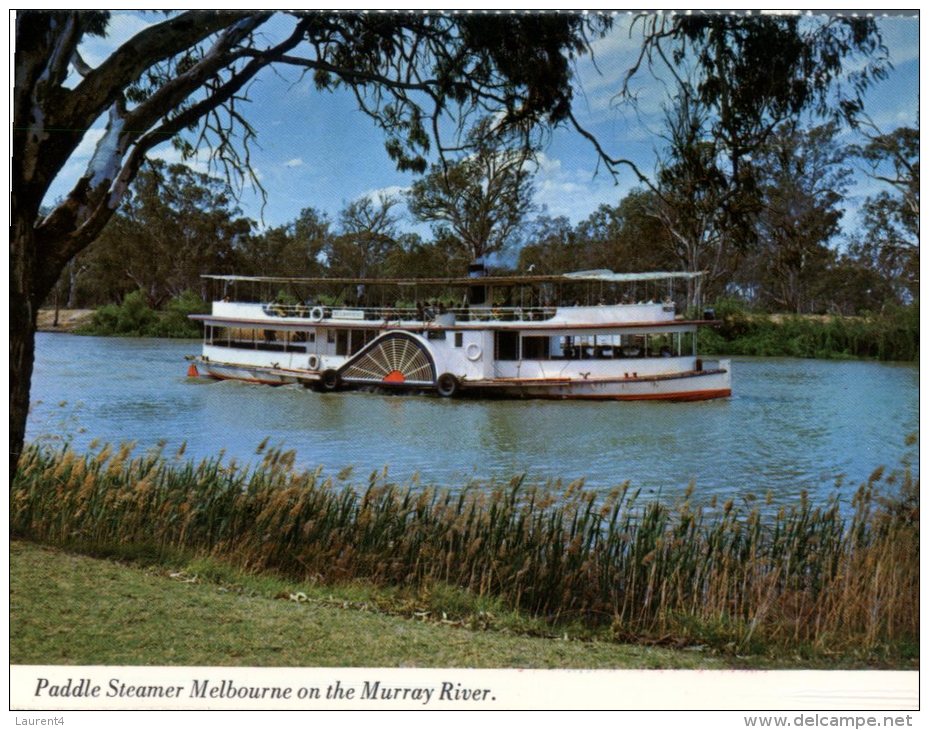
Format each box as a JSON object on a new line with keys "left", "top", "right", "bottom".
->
{"left": 50, "top": 116, "right": 917, "bottom": 319}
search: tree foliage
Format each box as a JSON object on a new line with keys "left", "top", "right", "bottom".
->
{"left": 605, "top": 15, "right": 888, "bottom": 312}
{"left": 649, "top": 94, "right": 738, "bottom": 310}
{"left": 408, "top": 122, "right": 537, "bottom": 263}
{"left": 614, "top": 13, "right": 888, "bottom": 181}
{"left": 518, "top": 192, "right": 676, "bottom": 276}
{"left": 747, "top": 123, "right": 852, "bottom": 313}
{"left": 325, "top": 194, "right": 404, "bottom": 279}
{"left": 72, "top": 159, "right": 252, "bottom": 308}
{"left": 848, "top": 124, "right": 920, "bottom": 300}
{"left": 238, "top": 207, "right": 330, "bottom": 279}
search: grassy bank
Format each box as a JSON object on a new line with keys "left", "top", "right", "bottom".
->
{"left": 11, "top": 441, "right": 918, "bottom": 667}
{"left": 37, "top": 308, "right": 96, "bottom": 333}
{"left": 700, "top": 301, "right": 919, "bottom": 361}
{"left": 13, "top": 541, "right": 729, "bottom": 668}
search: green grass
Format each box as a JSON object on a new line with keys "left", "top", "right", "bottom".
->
{"left": 10, "top": 540, "right": 731, "bottom": 668}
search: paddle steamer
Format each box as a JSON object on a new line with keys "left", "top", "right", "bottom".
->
{"left": 188, "top": 270, "right": 731, "bottom": 401}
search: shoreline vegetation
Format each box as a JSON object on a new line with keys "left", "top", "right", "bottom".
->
{"left": 37, "top": 294, "right": 918, "bottom": 362}
{"left": 11, "top": 540, "right": 731, "bottom": 669}
{"left": 12, "top": 439, "right": 918, "bottom": 668}
{"left": 699, "top": 299, "right": 919, "bottom": 362}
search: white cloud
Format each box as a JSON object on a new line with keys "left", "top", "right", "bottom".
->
{"left": 877, "top": 16, "right": 919, "bottom": 66}
{"left": 861, "top": 106, "right": 919, "bottom": 134}
{"left": 535, "top": 154, "right": 563, "bottom": 177}
{"left": 531, "top": 152, "right": 635, "bottom": 223}
{"left": 148, "top": 143, "right": 212, "bottom": 176}
{"left": 78, "top": 11, "right": 165, "bottom": 68}
{"left": 284, "top": 158, "right": 304, "bottom": 168}
{"left": 362, "top": 185, "right": 410, "bottom": 202}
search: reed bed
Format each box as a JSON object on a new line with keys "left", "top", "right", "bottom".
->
{"left": 11, "top": 440, "right": 918, "bottom": 660}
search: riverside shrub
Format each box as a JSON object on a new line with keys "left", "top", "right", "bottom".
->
{"left": 83, "top": 290, "right": 204, "bottom": 338}
{"left": 699, "top": 301, "right": 918, "bottom": 361}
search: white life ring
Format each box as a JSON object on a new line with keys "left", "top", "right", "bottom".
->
{"left": 310, "top": 306, "right": 325, "bottom": 322}
{"left": 466, "top": 343, "right": 482, "bottom": 362}
{"left": 307, "top": 354, "right": 320, "bottom": 371}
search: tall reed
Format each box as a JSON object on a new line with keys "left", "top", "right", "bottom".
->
{"left": 11, "top": 440, "right": 918, "bottom": 660}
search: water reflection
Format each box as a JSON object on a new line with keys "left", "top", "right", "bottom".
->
{"left": 27, "top": 334, "right": 918, "bottom": 511}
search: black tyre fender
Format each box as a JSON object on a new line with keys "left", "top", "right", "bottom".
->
{"left": 436, "top": 372, "right": 459, "bottom": 398}
{"left": 320, "top": 368, "right": 340, "bottom": 392}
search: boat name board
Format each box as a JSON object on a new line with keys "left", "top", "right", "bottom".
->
{"left": 331, "top": 309, "right": 366, "bottom": 320}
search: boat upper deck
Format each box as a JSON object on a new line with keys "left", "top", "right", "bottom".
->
{"left": 192, "top": 300, "right": 715, "bottom": 334}
{"left": 194, "top": 270, "right": 711, "bottom": 332}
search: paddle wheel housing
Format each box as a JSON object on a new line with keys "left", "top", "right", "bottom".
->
{"left": 338, "top": 332, "right": 437, "bottom": 388}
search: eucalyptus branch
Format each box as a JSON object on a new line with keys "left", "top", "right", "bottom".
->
{"left": 567, "top": 110, "right": 654, "bottom": 189}
{"left": 65, "top": 11, "right": 249, "bottom": 133}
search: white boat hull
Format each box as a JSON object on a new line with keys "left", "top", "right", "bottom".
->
{"left": 466, "top": 367, "right": 731, "bottom": 401}
{"left": 198, "top": 361, "right": 298, "bottom": 386}
{"left": 193, "top": 356, "right": 731, "bottom": 401}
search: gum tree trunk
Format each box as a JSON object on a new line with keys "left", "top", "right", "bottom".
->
{"left": 10, "top": 206, "right": 39, "bottom": 481}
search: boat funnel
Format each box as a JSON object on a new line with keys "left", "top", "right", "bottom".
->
{"left": 468, "top": 260, "right": 487, "bottom": 305}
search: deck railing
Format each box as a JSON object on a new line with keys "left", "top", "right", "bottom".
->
{"left": 257, "top": 303, "right": 558, "bottom": 323}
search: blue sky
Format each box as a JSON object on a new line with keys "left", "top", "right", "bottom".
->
{"left": 53, "top": 11, "right": 919, "bottom": 240}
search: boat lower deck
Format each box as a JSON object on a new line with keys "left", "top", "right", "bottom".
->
{"left": 191, "top": 356, "right": 731, "bottom": 401}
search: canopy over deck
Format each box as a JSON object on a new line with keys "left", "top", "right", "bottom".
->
{"left": 201, "top": 270, "right": 704, "bottom": 287}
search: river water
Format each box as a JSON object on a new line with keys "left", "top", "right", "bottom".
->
{"left": 27, "top": 333, "right": 918, "bottom": 509}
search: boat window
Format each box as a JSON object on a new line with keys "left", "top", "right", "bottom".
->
{"left": 578, "top": 335, "right": 595, "bottom": 359}
{"left": 255, "top": 329, "right": 302, "bottom": 352}
{"left": 681, "top": 331, "right": 696, "bottom": 356}
{"left": 207, "top": 326, "right": 311, "bottom": 353}
{"left": 649, "top": 333, "right": 674, "bottom": 357}
{"left": 285, "top": 331, "right": 307, "bottom": 352}
{"left": 593, "top": 335, "right": 616, "bottom": 359}
{"left": 619, "top": 334, "right": 646, "bottom": 358}
{"left": 427, "top": 330, "right": 446, "bottom": 341}
{"left": 521, "top": 336, "right": 550, "bottom": 360}
{"left": 229, "top": 327, "right": 255, "bottom": 349}
{"left": 337, "top": 329, "right": 350, "bottom": 356}
{"left": 347, "top": 329, "right": 377, "bottom": 355}
{"left": 454, "top": 332, "right": 463, "bottom": 348}
{"left": 495, "top": 331, "right": 520, "bottom": 360}
{"left": 209, "top": 326, "right": 230, "bottom": 346}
